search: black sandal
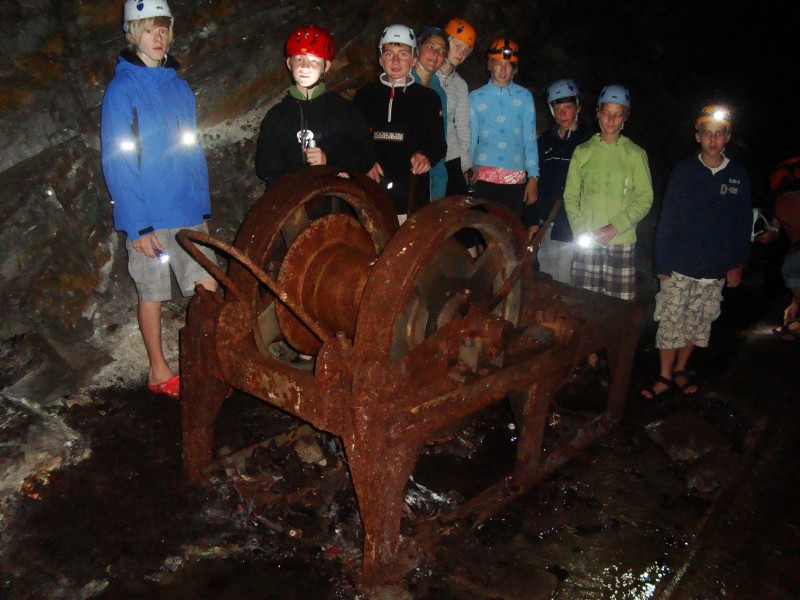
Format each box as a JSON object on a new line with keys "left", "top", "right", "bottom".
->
{"left": 640, "top": 375, "right": 673, "bottom": 401}
{"left": 672, "top": 370, "right": 697, "bottom": 396}
{"left": 772, "top": 324, "right": 800, "bottom": 343}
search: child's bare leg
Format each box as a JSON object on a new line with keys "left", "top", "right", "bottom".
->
{"left": 195, "top": 275, "right": 218, "bottom": 293}
{"left": 784, "top": 290, "right": 799, "bottom": 326}
{"left": 641, "top": 347, "right": 676, "bottom": 399}
{"left": 673, "top": 343, "right": 695, "bottom": 372}
{"left": 138, "top": 299, "right": 173, "bottom": 385}
{"left": 673, "top": 342, "right": 698, "bottom": 395}
{"left": 659, "top": 347, "right": 678, "bottom": 379}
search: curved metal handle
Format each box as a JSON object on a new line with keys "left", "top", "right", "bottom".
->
{"left": 177, "top": 228, "right": 334, "bottom": 344}
{"left": 529, "top": 197, "right": 564, "bottom": 254}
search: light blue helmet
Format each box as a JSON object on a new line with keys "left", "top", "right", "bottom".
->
{"left": 547, "top": 79, "right": 580, "bottom": 105}
{"left": 547, "top": 79, "right": 580, "bottom": 117}
{"left": 597, "top": 84, "right": 631, "bottom": 109}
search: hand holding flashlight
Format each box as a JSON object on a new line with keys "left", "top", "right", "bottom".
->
{"left": 592, "top": 224, "right": 618, "bottom": 245}
{"left": 304, "top": 142, "right": 327, "bottom": 166}
{"left": 154, "top": 247, "right": 170, "bottom": 264}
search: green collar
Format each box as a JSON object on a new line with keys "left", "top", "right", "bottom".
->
{"left": 289, "top": 83, "right": 327, "bottom": 101}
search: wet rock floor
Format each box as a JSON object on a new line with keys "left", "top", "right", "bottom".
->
{"left": 1, "top": 282, "right": 799, "bottom": 599}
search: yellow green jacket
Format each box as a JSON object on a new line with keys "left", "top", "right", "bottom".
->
{"left": 563, "top": 133, "right": 653, "bottom": 244}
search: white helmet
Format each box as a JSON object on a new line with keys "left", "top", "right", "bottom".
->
{"left": 123, "top": 0, "right": 173, "bottom": 33}
{"left": 378, "top": 25, "right": 417, "bottom": 53}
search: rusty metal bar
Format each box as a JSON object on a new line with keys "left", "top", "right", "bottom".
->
{"left": 177, "top": 228, "right": 334, "bottom": 344}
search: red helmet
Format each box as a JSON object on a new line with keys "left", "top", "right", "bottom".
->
{"left": 285, "top": 25, "right": 334, "bottom": 60}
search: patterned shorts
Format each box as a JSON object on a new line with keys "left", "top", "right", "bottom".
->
{"left": 654, "top": 272, "right": 725, "bottom": 349}
{"left": 571, "top": 243, "right": 636, "bottom": 300}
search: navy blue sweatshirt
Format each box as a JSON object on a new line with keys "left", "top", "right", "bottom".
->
{"left": 527, "top": 124, "right": 591, "bottom": 237}
{"left": 655, "top": 155, "right": 752, "bottom": 279}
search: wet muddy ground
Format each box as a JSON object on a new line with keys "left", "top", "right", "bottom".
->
{"left": 1, "top": 277, "right": 799, "bottom": 599}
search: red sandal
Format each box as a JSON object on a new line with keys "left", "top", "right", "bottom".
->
{"left": 148, "top": 374, "right": 180, "bottom": 399}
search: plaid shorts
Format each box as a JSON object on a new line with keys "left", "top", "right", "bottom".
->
{"left": 654, "top": 272, "right": 725, "bottom": 349}
{"left": 126, "top": 223, "right": 218, "bottom": 302}
{"left": 571, "top": 243, "right": 636, "bottom": 300}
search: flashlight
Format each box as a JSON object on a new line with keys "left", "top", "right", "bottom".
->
{"left": 154, "top": 248, "right": 170, "bottom": 264}
{"left": 577, "top": 233, "right": 594, "bottom": 249}
{"left": 297, "top": 129, "right": 315, "bottom": 149}
{"left": 379, "top": 175, "right": 394, "bottom": 190}
{"left": 305, "top": 139, "right": 317, "bottom": 165}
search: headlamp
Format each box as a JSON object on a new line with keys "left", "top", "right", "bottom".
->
{"left": 487, "top": 38, "right": 519, "bottom": 63}
{"left": 696, "top": 105, "right": 731, "bottom": 131}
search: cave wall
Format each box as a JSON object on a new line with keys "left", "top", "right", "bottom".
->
{"left": 2, "top": 0, "right": 794, "bottom": 370}
{"left": 0, "top": 0, "right": 478, "bottom": 348}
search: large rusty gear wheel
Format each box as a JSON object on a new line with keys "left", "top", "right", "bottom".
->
{"left": 354, "top": 197, "right": 527, "bottom": 362}
{"left": 227, "top": 167, "right": 398, "bottom": 354}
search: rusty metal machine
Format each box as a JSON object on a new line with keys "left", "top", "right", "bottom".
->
{"left": 178, "top": 167, "right": 641, "bottom": 586}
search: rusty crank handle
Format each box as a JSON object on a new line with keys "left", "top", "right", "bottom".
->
{"left": 484, "top": 198, "right": 564, "bottom": 314}
{"left": 177, "top": 228, "right": 334, "bottom": 344}
{"left": 528, "top": 197, "right": 563, "bottom": 253}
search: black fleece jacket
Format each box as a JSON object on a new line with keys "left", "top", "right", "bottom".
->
{"left": 255, "top": 89, "right": 376, "bottom": 183}
{"left": 354, "top": 79, "right": 446, "bottom": 214}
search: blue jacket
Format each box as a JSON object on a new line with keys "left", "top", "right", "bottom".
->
{"left": 655, "top": 155, "right": 752, "bottom": 279}
{"left": 101, "top": 51, "right": 210, "bottom": 240}
{"left": 469, "top": 80, "right": 539, "bottom": 177}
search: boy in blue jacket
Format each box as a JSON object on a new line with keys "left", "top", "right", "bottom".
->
{"left": 641, "top": 105, "right": 751, "bottom": 400}
{"left": 101, "top": 0, "right": 218, "bottom": 399}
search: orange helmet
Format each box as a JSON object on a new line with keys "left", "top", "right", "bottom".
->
{"left": 695, "top": 104, "right": 731, "bottom": 131}
{"left": 444, "top": 18, "right": 476, "bottom": 48}
{"left": 487, "top": 38, "right": 518, "bottom": 63}
{"left": 284, "top": 25, "right": 335, "bottom": 60}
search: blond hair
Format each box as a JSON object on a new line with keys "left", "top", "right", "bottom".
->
{"left": 126, "top": 16, "right": 173, "bottom": 50}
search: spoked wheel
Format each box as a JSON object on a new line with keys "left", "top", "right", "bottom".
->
{"left": 228, "top": 167, "right": 398, "bottom": 355}
{"left": 354, "top": 197, "right": 527, "bottom": 363}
